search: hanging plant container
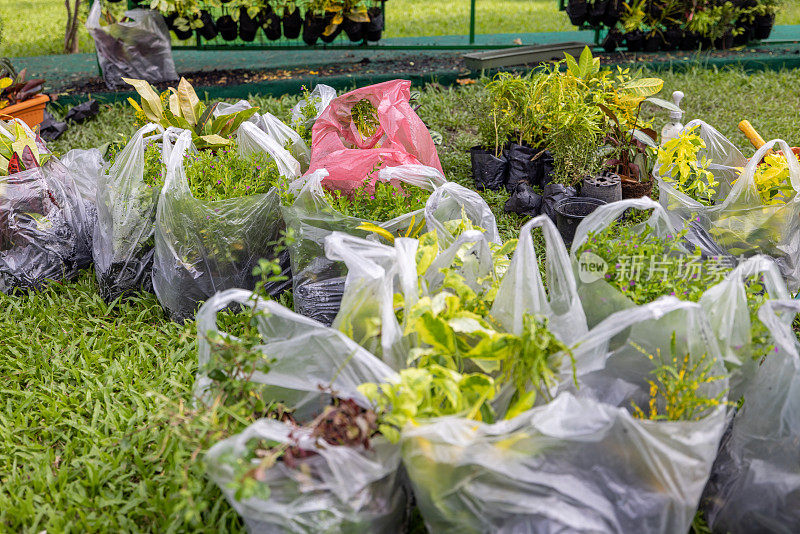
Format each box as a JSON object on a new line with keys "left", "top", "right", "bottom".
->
{"left": 261, "top": 8, "right": 282, "bottom": 40}
{"left": 197, "top": 10, "right": 217, "bottom": 41}
{"left": 365, "top": 7, "right": 384, "bottom": 41}
{"left": 166, "top": 14, "right": 194, "bottom": 40}
{"left": 238, "top": 8, "right": 259, "bottom": 41}
{"left": 320, "top": 14, "right": 343, "bottom": 43}
{"left": 589, "top": 0, "right": 609, "bottom": 25}
{"left": 625, "top": 30, "right": 643, "bottom": 52}
{"left": 565, "top": 0, "right": 589, "bottom": 26}
{"left": 283, "top": 7, "right": 303, "bottom": 39}
{"left": 216, "top": 15, "right": 238, "bottom": 41}
{"left": 341, "top": 16, "right": 366, "bottom": 42}
{"left": 602, "top": 0, "right": 622, "bottom": 26}
{"left": 754, "top": 13, "right": 775, "bottom": 40}
{"left": 303, "top": 13, "right": 327, "bottom": 45}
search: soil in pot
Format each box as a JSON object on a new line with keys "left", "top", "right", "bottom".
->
{"left": 216, "top": 15, "right": 238, "bottom": 41}
{"left": 754, "top": 14, "right": 775, "bottom": 40}
{"left": 625, "top": 31, "right": 643, "bottom": 52}
{"left": 262, "top": 8, "right": 282, "bottom": 40}
{"left": 582, "top": 172, "right": 621, "bottom": 203}
{"left": 238, "top": 8, "right": 259, "bottom": 41}
{"left": 471, "top": 146, "right": 508, "bottom": 191}
{"left": 621, "top": 176, "right": 653, "bottom": 199}
{"left": 303, "top": 13, "right": 327, "bottom": 45}
{"left": 365, "top": 7, "right": 384, "bottom": 41}
{"left": 505, "top": 182, "right": 543, "bottom": 217}
{"left": 555, "top": 197, "right": 607, "bottom": 244}
{"left": 566, "top": 0, "right": 589, "bottom": 26}
{"left": 283, "top": 8, "right": 303, "bottom": 39}
{"left": 341, "top": 17, "right": 366, "bottom": 42}
{"left": 197, "top": 10, "right": 218, "bottom": 40}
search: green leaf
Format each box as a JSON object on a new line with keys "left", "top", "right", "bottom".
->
{"left": 196, "top": 102, "right": 217, "bottom": 136}
{"left": 578, "top": 46, "right": 593, "bottom": 77}
{"left": 564, "top": 53, "right": 580, "bottom": 77}
{"left": 505, "top": 390, "right": 536, "bottom": 420}
{"left": 123, "top": 78, "right": 163, "bottom": 122}
{"left": 644, "top": 96, "right": 681, "bottom": 112}
{"left": 621, "top": 78, "right": 664, "bottom": 97}
{"left": 197, "top": 133, "right": 231, "bottom": 149}
{"left": 415, "top": 313, "right": 456, "bottom": 353}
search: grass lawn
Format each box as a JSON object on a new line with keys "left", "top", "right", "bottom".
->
{"left": 4, "top": 0, "right": 799, "bottom": 57}
{"left": 1, "top": 66, "right": 800, "bottom": 531}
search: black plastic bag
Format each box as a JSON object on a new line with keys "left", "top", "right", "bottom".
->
{"left": 366, "top": 7, "right": 384, "bottom": 41}
{"left": 542, "top": 182, "right": 576, "bottom": 221}
{"left": 504, "top": 182, "right": 542, "bottom": 217}
{"left": 470, "top": 145, "right": 507, "bottom": 191}
{"left": 64, "top": 99, "right": 100, "bottom": 124}
{"left": 39, "top": 110, "right": 68, "bottom": 142}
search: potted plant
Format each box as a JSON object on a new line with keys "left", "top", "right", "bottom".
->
{"left": 566, "top": 0, "right": 590, "bottom": 25}
{"left": 154, "top": 0, "right": 201, "bottom": 40}
{"left": 261, "top": 2, "right": 283, "bottom": 40}
{"left": 753, "top": 0, "right": 778, "bottom": 39}
{"left": 341, "top": 0, "right": 370, "bottom": 41}
{"left": 599, "top": 105, "right": 658, "bottom": 199}
{"left": 655, "top": 125, "right": 720, "bottom": 206}
{"left": 196, "top": 9, "right": 218, "bottom": 40}
{"left": 365, "top": 0, "right": 384, "bottom": 41}
{"left": 302, "top": 0, "right": 330, "bottom": 45}
{"left": 237, "top": 6, "right": 261, "bottom": 41}
{"left": 216, "top": 13, "right": 238, "bottom": 41}
{"left": 281, "top": 0, "right": 303, "bottom": 38}
{"left": 0, "top": 66, "right": 48, "bottom": 128}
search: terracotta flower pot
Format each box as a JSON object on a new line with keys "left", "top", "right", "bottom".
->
{"left": 1, "top": 94, "right": 50, "bottom": 128}
{"left": 620, "top": 175, "right": 653, "bottom": 199}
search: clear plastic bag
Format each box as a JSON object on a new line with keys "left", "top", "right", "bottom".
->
{"left": 152, "top": 125, "right": 297, "bottom": 322}
{"left": 282, "top": 164, "right": 497, "bottom": 326}
{"left": 86, "top": 2, "right": 177, "bottom": 90}
{"left": 205, "top": 418, "right": 407, "bottom": 534}
{"left": 306, "top": 80, "right": 443, "bottom": 195}
{"left": 0, "top": 157, "right": 90, "bottom": 291}
{"left": 197, "top": 288, "right": 407, "bottom": 533}
{"left": 699, "top": 255, "right": 791, "bottom": 400}
{"left": 403, "top": 297, "right": 728, "bottom": 534}
{"left": 290, "top": 84, "right": 337, "bottom": 131}
{"left": 704, "top": 299, "right": 800, "bottom": 533}
{"left": 93, "top": 124, "right": 165, "bottom": 300}
{"left": 60, "top": 147, "right": 106, "bottom": 269}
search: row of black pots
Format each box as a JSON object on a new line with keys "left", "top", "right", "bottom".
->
{"left": 566, "top": 0, "right": 623, "bottom": 27}
{"left": 165, "top": 7, "right": 384, "bottom": 43}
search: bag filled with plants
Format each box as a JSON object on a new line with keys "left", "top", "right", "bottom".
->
{"left": 655, "top": 122, "right": 800, "bottom": 288}
{"left": 290, "top": 84, "right": 337, "bottom": 133}
{"left": 0, "top": 120, "right": 94, "bottom": 291}
{"left": 195, "top": 289, "right": 409, "bottom": 533}
{"left": 152, "top": 123, "right": 300, "bottom": 322}
{"left": 399, "top": 297, "right": 728, "bottom": 533}
{"left": 306, "top": 79, "right": 443, "bottom": 196}
{"left": 703, "top": 299, "right": 800, "bottom": 533}
{"left": 281, "top": 164, "right": 498, "bottom": 325}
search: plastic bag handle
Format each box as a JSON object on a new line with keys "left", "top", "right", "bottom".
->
{"left": 742, "top": 138, "right": 800, "bottom": 193}
{"left": 726, "top": 255, "right": 791, "bottom": 301}
{"left": 758, "top": 300, "right": 800, "bottom": 359}
{"left": 161, "top": 129, "right": 194, "bottom": 197}
{"left": 570, "top": 197, "right": 673, "bottom": 256}
{"left": 195, "top": 288, "right": 272, "bottom": 371}
{"left": 238, "top": 121, "right": 301, "bottom": 179}
{"left": 378, "top": 164, "right": 447, "bottom": 191}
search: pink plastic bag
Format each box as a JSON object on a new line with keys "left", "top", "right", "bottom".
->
{"left": 306, "top": 80, "right": 443, "bottom": 195}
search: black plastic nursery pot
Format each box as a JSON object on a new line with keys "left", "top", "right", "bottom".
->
{"left": 680, "top": 31, "right": 701, "bottom": 50}
{"left": 624, "top": 31, "right": 643, "bottom": 52}
{"left": 216, "top": 15, "right": 238, "bottom": 41}
{"left": 283, "top": 8, "right": 303, "bottom": 39}
{"left": 602, "top": 30, "right": 620, "bottom": 53}
{"left": 166, "top": 14, "right": 194, "bottom": 40}
{"left": 714, "top": 32, "right": 734, "bottom": 50}
{"left": 197, "top": 10, "right": 218, "bottom": 40}
{"left": 320, "top": 18, "right": 343, "bottom": 43}
{"left": 566, "top": 0, "right": 589, "bottom": 26}
{"left": 754, "top": 14, "right": 775, "bottom": 40}
{"left": 470, "top": 145, "right": 508, "bottom": 191}
{"left": 303, "top": 14, "right": 327, "bottom": 46}
{"left": 238, "top": 8, "right": 260, "bottom": 42}
{"left": 262, "top": 8, "right": 282, "bottom": 41}
{"left": 602, "top": 0, "right": 622, "bottom": 26}
{"left": 589, "top": 0, "right": 609, "bottom": 25}
{"left": 554, "top": 197, "right": 606, "bottom": 244}
{"left": 542, "top": 183, "right": 576, "bottom": 221}
{"left": 663, "top": 27, "right": 681, "bottom": 50}
{"left": 621, "top": 176, "right": 653, "bottom": 199}
{"left": 366, "top": 7, "right": 384, "bottom": 41}
{"left": 341, "top": 17, "right": 366, "bottom": 42}
{"left": 506, "top": 143, "right": 542, "bottom": 192}
{"left": 582, "top": 173, "right": 621, "bottom": 204}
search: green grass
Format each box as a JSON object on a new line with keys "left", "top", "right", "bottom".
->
{"left": 4, "top": 66, "right": 800, "bottom": 531}
{"left": 6, "top": 0, "right": 798, "bottom": 58}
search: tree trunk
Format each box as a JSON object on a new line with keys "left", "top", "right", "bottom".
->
{"left": 64, "top": 0, "right": 82, "bottom": 54}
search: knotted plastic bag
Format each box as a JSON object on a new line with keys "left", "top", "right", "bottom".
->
{"left": 196, "top": 289, "right": 406, "bottom": 533}
{"left": 306, "top": 80, "right": 443, "bottom": 195}
{"left": 403, "top": 298, "right": 728, "bottom": 534}
{"left": 152, "top": 124, "right": 299, "bottom": 322}
{"left": 86, "top": 2, "right": 177, "bottom": 90}
{"left": 703, "top": 299, "right": 800, "bottom": 533}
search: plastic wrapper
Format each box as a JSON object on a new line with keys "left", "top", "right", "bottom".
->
{"left": 698, "top": 255, "right": 790, "bottom": 399}
{"left": 306, "top": 80, "right": 443, "bottom": 195}
{"left": 196, "top": 289, "right": 407, "bottom": 533}
{"left": 657, "top": 122, "right": 800, "bottom": 289}
{"left": 0, "top": 158, "right": 90, "bottom": 291}
{"left": 704, "top": 300, "right": 800, "bottom": 533}
{"left": 403, "top": 298, "right": 728, "bottom": 534}
{"left": 61, "top": 146, "right": 105, "bottom": 265}
{"left": 290, "top": 84, "right": 337, "bottom": 131}
{"left": 152, "top": 123, "right": 299, "bottom": 322}
{"left": 93, "top": 124, "right": 165, "bottom": 300}
{"left": 569, "top": 197, "right": 684, "bottom": 328}
{"left": 86, "top": 3, "right": 178, "bottom": 90}
{"left": 282, "top": 164, "right": 498, "bottom": 326}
